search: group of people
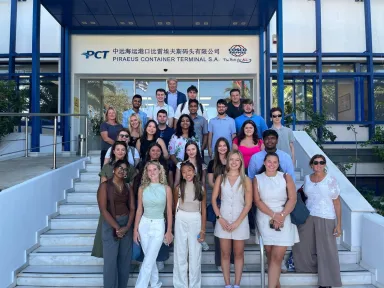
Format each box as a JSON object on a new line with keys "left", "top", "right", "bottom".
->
{"left": 94, "top": 78, "right": 343, "bottom": 288}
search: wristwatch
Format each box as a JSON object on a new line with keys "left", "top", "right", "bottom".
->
{"left": 216, "top": 215, "right": 221, "bottom": 219}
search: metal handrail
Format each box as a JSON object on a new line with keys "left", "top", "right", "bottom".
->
{"left": 255, "top": 220, "right": 265, "bottom": 287}
{"left": 0, "top": 113, "right": 89, "bottom": 169}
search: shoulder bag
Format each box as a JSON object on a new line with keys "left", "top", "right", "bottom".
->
{"left": 283, "top": 173, "right": 310, "bottom": 225}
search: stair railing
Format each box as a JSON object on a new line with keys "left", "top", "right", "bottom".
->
{"left": 255, "top": 219, "right": 265, "bottom": 287}
{"left": 0, "top": 113, "right": 88, "bottom": 169}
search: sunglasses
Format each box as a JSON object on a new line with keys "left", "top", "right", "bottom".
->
{"left": 272, "top": 114, "right": 282, "bottom": 118}
{"left": 119, "top": 134, "right": 129, "bottom": 138}
{"left": 313, "top": 161, "right": 326, "bottom": 165}
{"left": 118, "top": 166, "right": 128, "bottom": 172}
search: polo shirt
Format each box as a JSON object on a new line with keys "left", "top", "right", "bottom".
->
{"left": 270, "top": 125, "right": 295, "bottom": 157}
{"left": 159, "top": 125, "right": 175, "bottom": 148}
{"left": 174, "top": 100, "right": 209, "bottom": 120}
{"left": 226, "top": 101, "right": 244, "bottom": 119}
{"left": 235, "top": 114, "right": 268, "bottom": 138}
{"left": 208, "top": 115, "right": 236, "bottom": 151}
{"left": 191, "top": 115, "right": 208, "bottom": 147}
{"left": 247, "top": 149, "right": 296, "bottom": 182}
{"left": 146, "top": 103, "right": 175, "bottom": 125}
{"left": 122, "top": 109, "right": 147, "bottom": 128}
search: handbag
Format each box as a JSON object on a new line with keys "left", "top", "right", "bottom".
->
{"left": 283, "top": 173, "right": 310, "bottom": 225}
{"left": 206, "top": 199, "right": 221, "bottom": 223}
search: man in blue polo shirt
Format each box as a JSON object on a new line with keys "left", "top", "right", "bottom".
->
{"left": 208, "top": 99, "right": 236, "bottom": 158}
{"left": 122, "top": 94, "right": 147, "bottom": 128}
{"left": 235, "top": 99, "right": 268, "bottom": 138}
{"left": 248, "top": 129, "right": 296, "bottom": 181}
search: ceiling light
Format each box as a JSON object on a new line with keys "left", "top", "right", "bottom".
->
{"left": 90, "top": 21, "right": 96, "bottom": 25}
{"left": 241, "top": 21, "right": 246, "bottom": 25}
{"left": 203, "top": 21, "right": 209, "bottom": 25}
{"left": 195, "top": 22, "right": 200, "bottom": 25}
{"left": 120, "top": 21, "right": 126, "bottom": 25}
{"left": 166, "top": 21, "right": 171, "bottom": 25}
{"left": 128, "top": 21, "right": 134, "bottom": 25}
{"left": 232, "top": 22, "right": 238, "bottom": 25}
{"left": 157, "top": 21, "right": 163, "bottom": 25}
{"left": 81, "top": 21, "right": 87, "bottom": 25}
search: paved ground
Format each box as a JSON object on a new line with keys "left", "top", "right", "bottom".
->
{"left": 0, "top": 155, "right": 85, "bottom": 191}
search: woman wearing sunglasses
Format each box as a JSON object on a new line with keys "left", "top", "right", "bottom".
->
{"left": 292, "top": 154, "right": 342, "bottom": 288}
{"left": 103, "top": 128, "right": 140, "bottom": 167}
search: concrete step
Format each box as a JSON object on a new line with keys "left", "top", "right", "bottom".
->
{"left": 74, "top": 182, "right": 99, "bottom": 192}
{"left": 85, "top": 164, "right": 100, "bottom": 173}
{"left": 66, "top": 192, "right": 97, "bottom": 203}
{"left": 59, "top": 203, "right": 99, "bottom": 215}
{"left": 16, "top": 264, "right": 372, "bottom": 287}
{"left": 29, "top": 244, "right": 358, "bottom": 266}
{"left": 80, "top": 172, "right": 100, "bottom": 182}
{"left": 15, "top": 286, "right": 378, "bottom": 288}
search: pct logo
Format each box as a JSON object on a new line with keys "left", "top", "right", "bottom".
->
{"left": 82, "top": 50, "right": 109, "bottom": 59}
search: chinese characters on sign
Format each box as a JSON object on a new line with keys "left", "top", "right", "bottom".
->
{"left": 112, "top": 48, "right": 220, "bottom": 55}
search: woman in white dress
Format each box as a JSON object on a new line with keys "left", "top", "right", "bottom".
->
{"left": 212, "top": 150, "right": 253, "bottom": 288}
{"left": 253, "top": 152, "right": 299, "bottom": 288}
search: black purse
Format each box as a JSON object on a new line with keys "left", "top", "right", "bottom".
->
{"left": 284, "top": 174, "right": 310, "bottom": 225}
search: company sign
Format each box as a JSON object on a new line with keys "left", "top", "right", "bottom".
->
{"left": 82, "top": 50, "right": 109, "bottom": 59}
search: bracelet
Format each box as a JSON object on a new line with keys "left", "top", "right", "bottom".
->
{"left": 200, "top": 230, "right": 206, "bottom": 234}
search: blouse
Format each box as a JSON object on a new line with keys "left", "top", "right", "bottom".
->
{"left": 233, "top": 138, "right": 263, "bottom": 168}
{"left": 304, "top": 174, "right": 340, "bottom": 219}
{"left": 142, "top": 183, "right": 167, "bottom": 219}
{"left": 168, "top": 134, "right": 201, "bottom": 162}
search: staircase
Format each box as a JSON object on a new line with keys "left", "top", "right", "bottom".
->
{"left": 16, "top": 151, "right": 375, "bottom": 287}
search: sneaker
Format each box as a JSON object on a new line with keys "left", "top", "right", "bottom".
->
{"left": 156, "top": 261, "right": 165, "bottom": 271}
{"left": 217, "top": 265, "right": 222, "bottom": 272}
{"left": 281, "top": 260, "right": 288, "bottom": 273}
{"left": 230, "top": 263, "right": 235, "bottom": 272}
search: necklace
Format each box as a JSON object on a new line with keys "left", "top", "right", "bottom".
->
{"left": 312, "top": 173, "right": 326, "bottom": 186}
{"left": 113, "top": 180, "right": 123, "bottom": 193}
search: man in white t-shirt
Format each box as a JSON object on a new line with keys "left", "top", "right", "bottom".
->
{"left": 147, "top": 88, "right": 175, "bottom": 127}
{"left": 173, "top": 85, "right": 208, "bottom": 128}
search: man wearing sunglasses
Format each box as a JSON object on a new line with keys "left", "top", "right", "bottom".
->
{"left": 270, "top": 107, "right": 295, "bottom": 165}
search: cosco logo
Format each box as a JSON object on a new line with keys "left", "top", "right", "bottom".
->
{"left": 81, "top": 50, "right": 109, "bottom": 59}
{"left": 228, "top": 45, "right": 247, "bottom": 57}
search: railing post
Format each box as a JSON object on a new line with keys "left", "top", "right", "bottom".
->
{"left": 53, "top": 116, "right": 57, "bottom": 169}
{"left": 260, "top": 236, "right": 265, "bottom": 288}
{"left": 25, "top": 117, "right": 28, "bottom": 157}
{"left": 85, "top": 116, "right": 88, "bottom": 157}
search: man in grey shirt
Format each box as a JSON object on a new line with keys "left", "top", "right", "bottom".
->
{"left": 189, "top": 99, "right": 208, "bottom": 154}
{"left": 270, "top": 107, "right": 295, "bottom": 164}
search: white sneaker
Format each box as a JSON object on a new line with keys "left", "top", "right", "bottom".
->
{"left": 281, "top": 260, "right": 288, "bottom": 273}
{"left": 156, "top": 261, "right": 165, "bottom": 271}
{"left": 217, "top": 265, "right": 223, "bottom": 272}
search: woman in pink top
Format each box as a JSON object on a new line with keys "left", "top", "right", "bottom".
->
{"left": 233, "top": 120, "right": 265, "bottom": 173}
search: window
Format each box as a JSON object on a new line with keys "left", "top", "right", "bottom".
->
{"left": 322, "top": 78, "right": 355, "bottom": 121}
{"left": 271, "top": 63, "right": 316, "bottom": 73}
{"left": 135, "top": 80, "right": 165, "bottom": 109}
{"left": 374, "top": 78, "right": 384, "bottom": 121}
{"left": 322, "top": 64, "right": 354, "bottom": 73}
{"left": 199, "top": 80, "right": 253, "bottom": 119}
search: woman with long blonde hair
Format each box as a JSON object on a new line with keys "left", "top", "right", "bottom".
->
{"left": 133, "top": 161, "right": 173, "bottom": 288}
{"left": 100, "top": 107, "right": 123, "bottom": 168}
{"left": 128, "top": 113, "right": 143, "bottom": 148}
{"left": 211, "top": 150, "right": 253, "bottom": 288}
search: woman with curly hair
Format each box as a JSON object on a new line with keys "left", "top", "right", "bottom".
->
{"left": 232, "top": 119, "right": 264, "bottom": 174}
{"left": 169, "top": 114, "right": 201, "bottom": 164}
{"left": 133, "top": 161, "right": 173, "bottom": 288}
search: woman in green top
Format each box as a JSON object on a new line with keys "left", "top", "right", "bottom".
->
{"left": 92, "top": 141, "right": 137, "bottom": 258}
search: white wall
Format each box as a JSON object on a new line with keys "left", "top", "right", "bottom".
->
{"left": 371, "top": 0, "right": 384, "bottom": 53}
{"left": 269, "top": 0, "right": 316, "bottom": 53}
{"left": 0, "top": 0, "right": 10, "bottom": 54}
{"left": 16, "top": 1, "right": 61, "bottom": 53}
{"left": 321, "top": 0, "right": 366, "bottom": 53}
{"left": 0, "top": 158, "right": 87, "bottom": 288}
{"left": 361, "top": 213, "right": 384, "bottom": 287}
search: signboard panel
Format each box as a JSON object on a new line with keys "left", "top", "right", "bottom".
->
{"left": 71, "top": 35, "right": 259, "bottom": 75}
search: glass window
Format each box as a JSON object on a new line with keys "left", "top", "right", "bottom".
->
{"left": 322, "top": 64, "right": 354, "bottom": 73}
{"left": 171, "top": 80, "right": 198, "bottom": 95}
{"left": 374, "top": 64, "right": 384, "bottom": 73}
{"left": 85, "top": 80, "right": 134, "bottom": 124}
{"left": 374, "top": 78, "right": 384, "bottom": 121}
{"left": 271, "top": 64, "right": 316, "bottom": 73}
{"left": 199, "top": 80, "right": 253, "bottom": 120}
{"left": 135, "top": 80, "right": 166, "bottom": 109}
{"left": 322, "top": 78, "right": 355, "bottom": 121}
